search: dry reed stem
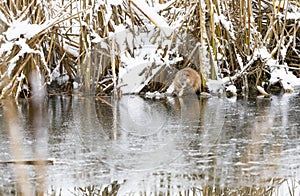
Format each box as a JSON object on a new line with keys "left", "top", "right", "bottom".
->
{"left": 0, "top": 1, "right": 86, "bottom": 98}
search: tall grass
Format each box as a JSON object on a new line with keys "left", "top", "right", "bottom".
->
{"left": 0, "top": 0, "right": 300, "bottom": 97}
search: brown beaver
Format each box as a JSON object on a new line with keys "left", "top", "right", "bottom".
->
{"left": 174, "top": 67, "right": 201, "bottom": 96}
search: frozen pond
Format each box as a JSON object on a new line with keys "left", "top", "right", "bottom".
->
{"left": 0, "top": 93, "right": 299, "bottom": 195}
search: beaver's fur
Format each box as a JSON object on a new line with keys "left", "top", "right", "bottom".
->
{"left": 174, "top": 68, "right": 201, "bottom": 96}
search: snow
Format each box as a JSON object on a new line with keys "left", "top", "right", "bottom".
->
{"left": 286, "top": 12, "right": 300, "bottom": 20}
{"left": 109, "top": 0, "right": 123, "bottom": 6}
{"left": 250, "top": 46, "right": 300, "bottom": 92}
{"left": 258, "top": 47, "right": 272, "bottom": 60}
{"left": 236, "top": 53, "right": 244, "bottom": 70}
{"left": 91, "top": 32, "right": 103, "bottom": 43}
{"left": 281, "top": 180, "right": 300, "bottom": 196}
{"left": 118, "top": 39, "right": 182, "bottom": 94}
{"left": 118, "top": 45, "right": 164, "bottom": 94}
{"left": 113, "top": 24, "right": 127, "bottom": 35}
{"left": 4, "top": 19, "right": 46, "bottom": 41}
{"left": 1, "top": 0, "right": 299, "bottom": 98}
{"left": 269, "top": 66, "right": 300, "bottom": 88}
{"left": 206, "top": 45, "right": 300, "bottom": 95}
{"left": 257, "top": 85, "right": 270, "bottom": 96}
{"left": 254, "top": 47, "right": 278, "bottom": 67}
{"left": 274, "top": 0, "right": 288, "bottom": 9}
{"left": 254, "top": 46, "right": 300, "bottom": 90}
{"left": 130, "top": 0, "right": 173, "bottom": 36}
{"left": 7, "top": 39, "right": 39, "bottom": 77}
{"left": 166, "top": 82, "right": 174, "bottom": 95}
{"left": 0, "top": 42, "right": 14, "bottom": 57}
{"left": 0, "top": 15, "right": 53, "bottom": 82}
{"left": 16, "top": 73, "right": 26, "bottom": 82}
{"left": 0, "top": 11, "right": 8, "bottom": 25}
{"left": 145, "top": 91, "right": 165, "bottom": 99}
{"left": 226, "top": 85, "right": 237, "bottom": 94}
{"left": 73, "top": 81, "right": 79, "bottom": 89}
{"left": 206, "top": 79, "right": 224, "bottom": 95}
{"left": 216, "top": 14, "right": 235, "bottom": 39}
{"left": 153, "top": 0, "right": 175, "bottom": 12}
{"left": 1, "top": 1, "right": 300, "bottom": 194}
{"left": 280, "top": 44, "right": 287, "bottom": 59}
{"left": 97, "top": 0, "right": 123, "bottom": 6}
{"left": 98, "top": 22, "right": 182, "bottom": 95}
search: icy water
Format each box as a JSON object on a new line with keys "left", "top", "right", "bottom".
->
{"left": 0, "top": 94, "right": 299, "bottom": 195}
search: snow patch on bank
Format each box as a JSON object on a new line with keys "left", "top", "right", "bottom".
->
{"left": 258, "top": 47, "right": 300, "bottom": 90}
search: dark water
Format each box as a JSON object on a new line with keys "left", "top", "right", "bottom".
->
{"left": 0, "top": 93, "right": 299, "bottom": 195}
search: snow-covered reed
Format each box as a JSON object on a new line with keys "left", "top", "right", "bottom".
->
{"left": 0, "top": 0, "right": 300, "bottom": 98}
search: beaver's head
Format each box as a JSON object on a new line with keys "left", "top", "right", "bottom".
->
{"left": 174, "top": 68, "right": 201, "bottom": 96}
{"left": 178, "top": 71, "right": 192, "bottom": 89}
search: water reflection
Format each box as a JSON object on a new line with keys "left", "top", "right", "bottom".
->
{"left": 95, "top": 96, "right": 204, "bottom": 171}
{"left": 0, "top": 94, "right": 299, "bottom": 195}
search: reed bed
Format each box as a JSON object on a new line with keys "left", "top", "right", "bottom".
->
{"left": 0, "top": 0, "right": 300, "bottom": 98}
{"left": 167, "top": 0, "right": 300, "bottom": 94}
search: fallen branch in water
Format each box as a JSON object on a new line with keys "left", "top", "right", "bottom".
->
{"left": 0, "top": 158, "right": 55, "bottom": 165}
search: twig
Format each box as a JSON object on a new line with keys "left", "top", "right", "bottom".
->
{"left": 0, "top": 159, "right": 55, "bottom": 165}
{"left": 95, "top": 96, "right": 112, "bottom": 107}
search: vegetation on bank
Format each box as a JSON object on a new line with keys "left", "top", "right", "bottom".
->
{"left": 0, "top": 0, "right": 300, "bottom": 99}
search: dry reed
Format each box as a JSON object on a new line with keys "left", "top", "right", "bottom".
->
{"left": 0, "top": 0, "right": 299, "bottom": 96}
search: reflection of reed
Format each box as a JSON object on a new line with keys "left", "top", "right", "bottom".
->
{"left": 241, "top": 99, "right": 282, "bottom": 186}
{"left": 28, "top": 71, "right": 48, "bottom": 195}
{"left": 48, "top": 95, "right": 73, "bottom": 136}
{"left": 67, "top": 175, "right": 298, "bottom": 196}
{"left": 2, "top": 71, "right": 49, "bottom": 195}
{"left": 3, "top": 99, "right": 32, "bottom": 195}
{"left": 95, "top": 97, "right": 116, "bottom": 140}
